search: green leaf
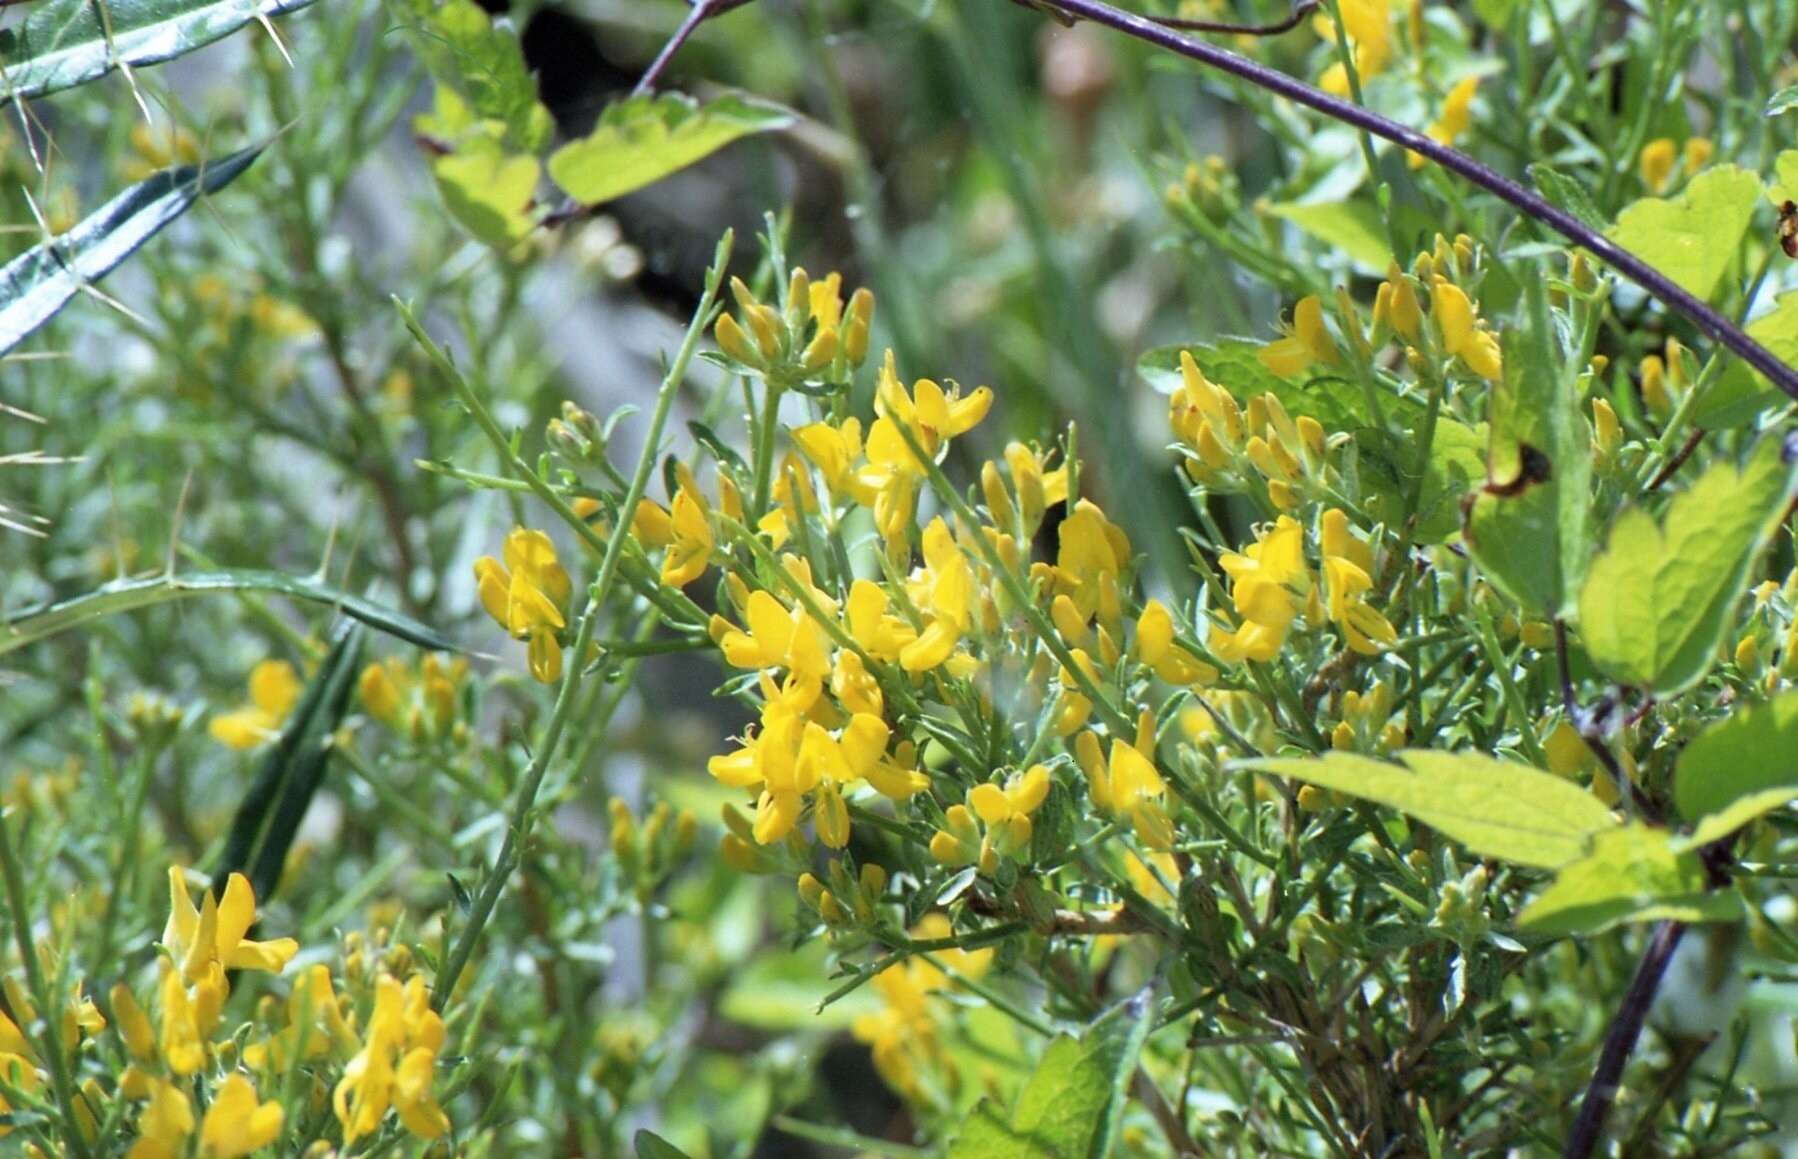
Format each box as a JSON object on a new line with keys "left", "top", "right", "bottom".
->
{"left": 0, "top": 148, "right": 261, "bottom": 356}
{"left": 1686, "top": 361, "right": 1779, "bottom": 430}
{"left": 0, "top": 0, "right": 313, "bottom": 105}
{"left": 1244, "top": 750, "right": 1618, "bottom": 869}
{"left": 400, "top": 0, "right": 552, "bottom": 152}
{"left": 1137, "top": 339, "right": 1414, "bottom": 431}
{"left": 1529, "top": 164, "right": 1606, "bottom": 231}
{"left": 1517, "top": 826, "right": 1739, "bottom": 936}
{"left": 717, "top": 942, "right": 879, "bottom": 1031}
{"left": 1677, "top": 787, "right": 1798, "bottom": 851}
{"left": 215, "top": 621, "right": 365, "bottom": 901}
{"left": 947, "top": 992, "right": 1151, "bottom": 1159}
{"left": 1353, "top": 418, "right": 1487, "bottom": 545}
{"left": 431, "top": 137, "right": 541, "bottom": 249}
{"left": 1577, "top": 436, "right": 1797, "bottom": 694}
{"left": 1770, "top": 88, "right": 1798, "bottom": 118}
{"left": 0, "top": 570, "right": 459, "bottom": 657}
{"left": 1675, "top": 691, "right": 1798, "bottom": 822}
{"left": 1769, "top": 151, "right": 1798, "bottom": 204}
{"left": 1605, "top": 165, "right": 1762, "bottom": 301}
{"left": 1463, "top": 284, "right": 1592, "bottom": 619}
{"left": 548, "top": 93, "right": 796, "bottom": 206}
{"left": 635, "top": 1132, "right": 697, "bottom": 1159}
{"left": 1264, "top": 199, "right": 1393, "bottom": 272}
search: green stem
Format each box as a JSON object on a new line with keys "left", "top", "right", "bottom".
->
{"left": 423, "top": 232, "right": 732, "bottom": 1010}
{"left": 0, "top": 809, "right": 94, "bottom": 1159}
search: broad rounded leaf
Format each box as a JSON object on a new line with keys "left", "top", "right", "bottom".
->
{"left": 1463, "top": 293, "right": 1592, "bottom": 618}
{"left": 1578, "top": 436, "right": 1798, "bottom": 694}
{"left": 1517, "top": 826, "right": 1738, "bottom": 936}
{"left": 549, "top": 93, "right": 797, "bottom": 207}
{"left": 1605, "top": 165, "right": 1762, "bottom": 301}
{"left": 1675, "top": 691, "right": 1798, "bottom": 822}
{"left": 1243, "top": 750, "right": 1618, "bottom": 869}
{"left": 400, "top": 0, "right": 553, "bottom": 153}
{"left": 947, "top": 992, "right": 1150, "bottom": 1159}
{"left": 431, "top": 143, "right": 541, "bottom": 249}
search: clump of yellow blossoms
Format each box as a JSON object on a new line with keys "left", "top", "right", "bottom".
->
{"left": 849, "top": 914, "right": 993, "bottom": 1101}
{"left": 474, "top": 526, "right": 573, "bottom": 682}
{"left": 360, "top": 651, "right": 468, "bottom": 741}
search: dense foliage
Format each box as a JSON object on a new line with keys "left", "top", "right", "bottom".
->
{"left": 7, "top": 1, "right": 1798, "bottom": 1156}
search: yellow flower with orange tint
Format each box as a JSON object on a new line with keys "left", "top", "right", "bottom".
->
{"left": 1210, "top": 516, "right": 1308, "bottom": 664}
{"left": 1430, "top": 278, "right": 1503, "bottom": 380}
{"left": 209, "top": 659, "right": 301, "bottom": 749}
{"left": 1409, "top": 76, "right": 1479, "bottom": 168}
{"left": 900, "top": 519, "right": 975, "bottom": 673}
{"left": 1317, "top": 0, "right": 1393, "bottom": 95}
{"left": 1319, "top": 508, "right": 1396, "bottom": 655}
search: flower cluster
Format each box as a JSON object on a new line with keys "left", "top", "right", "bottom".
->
{"left": 474, "top": 526, "right": 573, "bottom": 682}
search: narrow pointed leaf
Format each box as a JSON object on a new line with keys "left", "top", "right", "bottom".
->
{"left": 0, "top": 0, "right": 314, "bottom": 106}
{"left": 1, "top": 569, "right": 458, "bottom": 656}
{"left": 1578, "top": 436, "right": 1798, "bottom": 694}
{"left": 1244, "top": 750, "right": 1618, "bottom": 869}
{"left": 214, "top": 621, "right": 364, "bottom": 900}
{"left": 0, "top": 148, "right": 262, "bottom": 356}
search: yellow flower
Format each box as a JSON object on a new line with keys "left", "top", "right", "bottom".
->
{"left": 334, "top": 975, "right": 449, "bottom": 1143}
{"left": 1134, "top": 599, "right": 1218, "bottom": 685}
{"left": 359, "top": 654, "right": 466, "bottom": 739}
{"left": 1210, "top": 516, "right": 1307, "bottom": 663}
{"left": 1075, "top": 720, "right": 1172, "bottom": 849}
{"left": 1317, "top": 0, "right": 1393, "bottom": 95}
{"left": 1639, "top": 137, "right": 1677, "bottom": 193}
{"left": 1051, "top": 500, "right": 1131, "bottom": 633}
{"left": 661, "top": 464, "right": 716, "bottom": 588}
{"left": 968, "top": 764, "right": 1052, "bottom": 854}
{"left": 1374, "top": 265, "right": 1423, "bottom": 340}
{"left": 1257, "top": 296, "right": 1338, "bottom": 377}
{"left": 127, "top": 1076, "right": 195, "bottom": 1159}
{"left": 792, "top": 418, "right": 878, "bottom": 507}
{"left": 900, "top": 519, "right": 975, "bottom": 672}
{"left": 200, "top": 1074, "right": 283, "bottom": 1158}
{"left": 245, "top": 964, "right": 361, "bottom": 1071}
{"left": 473, "top": 527, "right": 572, "bottom": 683}
{"left": 1409, "top": 75, "right": 1479, "bottom": 168}
{"left": 164, "top": 868, "right": 299, "bottom": 983}
{"left": 209, "top": 660, "right": 301, "bottom": 749}
{"left": 1430, "top": 278, "right": 1502, "bottom": 380}
{"left": 758, "top": 452, "right": 819, "bottom": 549}
{"left": 715, "top": 590, "right": 831, "bottom": 684}
{"left": 1319, "top": 508, "right": 1396, "bottom": 655}
{"left": 857, "top": 352, "right": 992, "bottom": 541}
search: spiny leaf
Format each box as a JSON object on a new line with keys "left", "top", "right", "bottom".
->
{"left": 548, "top": 93, "right": 796, "bottom": 207}
{"left": 1675, "top": 691, "right": 1798, "bottom": 823}
{"left": 1577, "top": 435, "right": 1798, "bottom": 694}
{"left": 1, "top": 569, "right": 459, "bottom": 657}
{"left": 1244, "top": 750, "right": 1618, "bottom": 870}
{"left": 1462, "top": 280, "right": 1591, "bottom": 619}
{"left": 947, "top": 991, "right": 1151, "bottom": 1159}
{"left": 1517, "top": 826, "right": 1738, "bottom": 936}
{"left": 0, "top": 0, "right": 314, "bottom": 105}
{"left": 0, "top": 148, "right": 262, "bottom": 356}
{"left": 214, "top": 621, "right": 365, "bottom": 901}
{"left": 1605, "top": 164, "right": 1762, "bottom": 302}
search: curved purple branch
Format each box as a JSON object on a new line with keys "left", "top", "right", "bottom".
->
{"left": 1034, "top": 0, "right": 1798, "bottom": 402}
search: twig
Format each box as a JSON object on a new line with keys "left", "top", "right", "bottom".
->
{"left": 1563, "top": 920, "right": 1686, "bottom": 1159}
{"left": 1644, "top": 428, "right": 1705, "bottom": 491}
{"left": 632, "top": 0, "right": 746, "bottom": 98}
{"left": 1151, "top": 0, "right": 1317, "bottom": 35}
{"left": 1018, "top": 0, "right": 1798, "bottom": 403}
{"left": 1134, "top": 1067, "right": 1203, "bottom": 1158}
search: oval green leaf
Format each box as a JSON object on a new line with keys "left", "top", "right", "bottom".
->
{"left": 548, "top": 93, "right": 797, "bottom": 207}
{"left": 1578, "top": 436, "right": 1798, "bottom": 694}
{"left": 1605, "top": 165, "right": 1762, "bottom": 302}
{"left": 1244, "top": 749, "right": 1618, "bottom": 869}
{"left": 1517, "top": 826, "right": 1738, "bottom": 936}
{"left": 1675, "top": 691, "right": 1798, "bottom": 822}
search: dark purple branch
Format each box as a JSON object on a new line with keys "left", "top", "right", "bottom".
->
{"left": 1150, "top": 0, "right": 1317, "bottom": 35}
{"left": 632, "top": 0, "right": 746, "bottom": 98}
{"left": 1028, "top": 0, "right": 1798, "bottom": 403}
{"left": 1563, "top": 920, "right": 1686, "bottom": 1159}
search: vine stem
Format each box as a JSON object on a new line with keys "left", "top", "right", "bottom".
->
{"left": 414, "top": 230, "right": 732, "bottom": 1010}
{"left": 1562, "top": 920, "right": 1686, "bottom": 1159}
{"left": 1020, "top": 0, "right": 1798, "bottom": 402}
